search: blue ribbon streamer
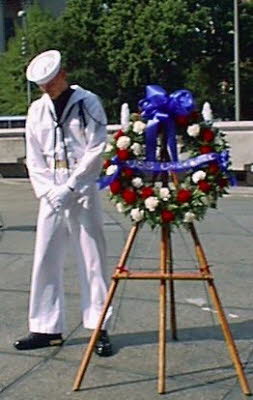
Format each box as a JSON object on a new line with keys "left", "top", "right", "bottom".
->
{"left": 98, "top": 150, "right": 234, "bottom": 189}
{"left": 138, "top": 85, "right": 195, "bottom": 162}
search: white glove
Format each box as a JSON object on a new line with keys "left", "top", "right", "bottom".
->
{"left": 46, "top": 185, "right": 72, "bottom": 210}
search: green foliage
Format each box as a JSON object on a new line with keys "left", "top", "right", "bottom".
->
{"left": 0, "top": 0, "right": 252, "bottom": 120}
{"left": 26, "top": 3, "right": 59, "bottom": 56}
{"left": 0, "top": 30, "right": 28, "bottom": 114}
{"left": 56, "top": 0, "right": 118, "bottom": 119}
{"left": 99, "top": 0, "right": 202, "bottom": 112}
{"left": 0, "top": 2, "right": 58, "bottom": 114}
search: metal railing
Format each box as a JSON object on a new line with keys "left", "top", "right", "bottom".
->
{"left": 0, "top": 116, "right": 26, "bottom": 129}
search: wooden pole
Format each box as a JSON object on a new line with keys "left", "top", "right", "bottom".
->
{"left": 167, "top": 226, "right": 177, "bottom": 340}
{"left": 158, "top": 226, "right": 168, "bottom": 394}
{"left": 112, "top": 271, "right": 212, "bottom": 280}
{"left": 73, "top": 279, "right": 119, "bottom": 391}
{"left": 160, "top": 133, "right": 177, "bottom": 343}
{"left": 116, "top": 224, "right": 139, "bottom": 271}
{"left": 73, "top": 224, "right": 139, "bottom": 391}
{"left": 189, "top": 223, "right": 251, "bottom": 395}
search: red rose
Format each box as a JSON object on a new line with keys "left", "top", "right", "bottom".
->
{"left": 201, "top": 128, "right": 215, "bottom": 142}
{"left": 122, "top": 188, "right": 137, "bottom": 204}
{"left": 208, "top": 163, "right": 219, "bottom": 175}
{"left": 117, "top": 149, "right": 130, "bottom": 161}
{"left": 122, "top": 167, "right": 134, "bottom": 178}
{"left": 190, "top": 110, "right": 200, "bottom": 122}
{"left": 110, "top": 180, "right": 122, "bottom": 194}
{"left": 161, "top": 210, "right": 175, "bottom": 223}
{"left": 141, "top": 186, "right": 154, "bottom": 199}
{"left": 114, "top": 129, "right": 124, "bottom": 140}
{"left": 175, "top": 115, "right": 189, "bottom": 126}
{"left": 198, "top": 180, "right": 212, "bottom": 193}
{"left": 218, "top": 178, "right": 228, "bottom": 188}
{"left": 200, "top": 145, "right": 213, "bottom": 154}
{"left": 103, "top": 159, "right": 111, "bottom": 169}
{"left": 176, "top": 189, "right": 192, "bottom": 203}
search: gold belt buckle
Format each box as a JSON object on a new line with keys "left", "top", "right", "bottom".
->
{"left": 55, "top": 160, "right": 67, "bottom": 169}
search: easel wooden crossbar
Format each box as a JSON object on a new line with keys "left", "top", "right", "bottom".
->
{"left": 72, "top": 221, "right": 251, "bottom": 396}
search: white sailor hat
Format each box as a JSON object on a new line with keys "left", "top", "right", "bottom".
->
{"left": 26, "top": 49, "right": 61, "bottom": 85}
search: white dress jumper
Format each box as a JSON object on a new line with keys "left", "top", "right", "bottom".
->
{"left": 25, "top": 85, "right": 112, "bottom": 333}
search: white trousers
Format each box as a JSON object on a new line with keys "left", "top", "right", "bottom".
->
{"left": 29, "top": 187, "right": 112, "bottom": 334}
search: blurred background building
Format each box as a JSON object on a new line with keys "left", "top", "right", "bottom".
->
{"left": 0, "top": 0, "right": 66, "bottom": 52}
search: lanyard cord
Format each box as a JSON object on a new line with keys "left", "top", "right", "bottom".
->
{"left": 50, "top": 103, "right": 76, "bottom": 180}
{"left": 49, "top": 97, "right": 103, "bottom": 182}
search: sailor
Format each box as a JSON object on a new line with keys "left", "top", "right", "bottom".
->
{"left": 13, "top": 49, "right": 112, "bottom": 356}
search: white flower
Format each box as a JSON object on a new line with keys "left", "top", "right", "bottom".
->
{"left": 144, "top": 196, "right": 159, "bottom": 212}
{"left": 106, "top": 165, "right": 118, "bottom": 175}
{"left": 168, "top": 182, "right": 176, "bottom": 191}
{"left": 159, "top": 187, "right": 171, "bottom": 200}
{"left": 214, "top": 137, "right": 223, "bottom": 146}
{"left": 130, "top": 142, "right": 142, "bottom": 156}
{"left": 201, "top": 102, "right": 213, "bottom": 122}
{"left": 105, "top": 143, "right": 113, "bottom": 153}
{"left": 187, "top": 124, "right": 200, "bottom": 137}
{"left": 116, "top": 202, "right": 124, "bottom": 213}
{"left": 130, "top": 208, "right": 144, "bottom": 222}
{"left": 183, "top": 211, "right": 196, "bottom": 223}
{"left": 120, "top": 103, "right": 130, "bottom": 131}
{"left": 192, "top": 170, "right": 206, "bottom": 184}
{"left": 132, "top": 177, "right": 143, "bottom": 188}
{"left": 133, "top": 121, "right": 146, "bottom": 134}
{"left": 154, "top": 181, "right": 163, "bottom": 189}
{"left": 116, "top": 136, "right": 131, "bottom": 149}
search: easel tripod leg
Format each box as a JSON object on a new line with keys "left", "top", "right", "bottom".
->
{"left": 158, "top": 226, "right": 168, "bottom": 394}
{"left": 158, "top": 277, "right": 167, "bottom": 394}
{"left": 167, "top": 227, "right": 177, "bottom": 340}
{"left": 73, "top": 224, "right": 139, "bottom": 391}
{"left": 189, "top": 223, "right": 251, "bottom": 395}
{"left": 72, "top": 279, "right": 119, "bottom": 391}
{"left": 207, "top": 281, "right": 251, "bottom": 395}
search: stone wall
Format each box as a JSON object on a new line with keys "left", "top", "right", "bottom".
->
{"left": 0, "top": 121, "right": 252, "bottom": 178}
{"left": 214, "top": 121, "right": 253, "bottom": 171}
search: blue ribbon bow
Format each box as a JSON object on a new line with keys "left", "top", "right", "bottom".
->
{"left": 98, "top": 84, "right": 235, "bottom": 190}
{"left": 138, "top": 85, "right": 195, "bottom": 162}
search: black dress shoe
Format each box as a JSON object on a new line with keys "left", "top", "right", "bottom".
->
{"left": 13, "top": 332, "right": 63, "bottom": 350}
{"left": 95, "top": 330, "right": 113, "bottom": 357}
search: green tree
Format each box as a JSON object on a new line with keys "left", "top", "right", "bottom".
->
{"left": 26, "top": 3, "right": 60, "bottom": 57}
{"left": 99, "top": 0, "right": 206, "bottom": 112}
{"left": 183, "top": 0, "right": 253, "bottom": 119}
{"left": 56, "top": 0, "right": 119, "bottom": 120}
{"left": 239, "top": 0, "right": 253, "bottom": 119}
{"left": 0, "top": 0, "right": 252, "bottom": 120}
{"left": 0, "top": 29, "right": 28, "bottom": 114}
{"left": 0, "top": 3, "right": 58, "bottom": 115}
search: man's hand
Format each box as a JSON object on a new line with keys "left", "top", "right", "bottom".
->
{"left": 46, "top": 185, "right": 72, "bottom": 211}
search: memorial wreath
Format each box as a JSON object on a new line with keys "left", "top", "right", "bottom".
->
{"left": 99, "top": 85, "right": 233, "bottom": 229}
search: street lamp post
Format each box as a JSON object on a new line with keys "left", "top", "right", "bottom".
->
{"left": 17, "top": 8, "right": 31, "bottom": 107}
{"left": 233, "top": 0, "right": 240, "bottom": 121}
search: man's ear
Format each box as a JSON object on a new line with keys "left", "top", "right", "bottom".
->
{"left": 60, "top": 69, "right": 67, "bottom": 80}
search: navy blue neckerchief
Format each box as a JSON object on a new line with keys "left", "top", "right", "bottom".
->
{"left": 49, "top": 98, "right": 87, "bottom": 180}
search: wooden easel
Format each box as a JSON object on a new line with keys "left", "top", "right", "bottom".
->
{"left": 72, "top": 220, "right": 251, "bottom": 395}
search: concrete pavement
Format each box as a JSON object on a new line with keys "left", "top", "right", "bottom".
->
{"left": 0, "top": 178, "right": 253, "bottom": 400}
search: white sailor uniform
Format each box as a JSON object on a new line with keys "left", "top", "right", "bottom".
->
{"left": 25, "top": 85, "right": 112, "bottom": 333}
